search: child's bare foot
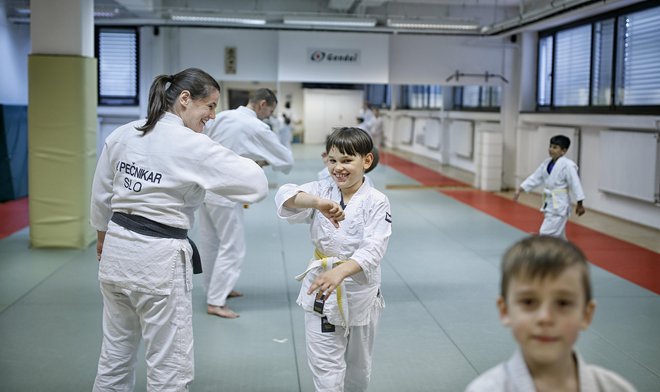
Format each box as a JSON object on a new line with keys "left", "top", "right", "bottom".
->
{"left": 207, "top": 305, "right": 239, "bottom": 319}
{"left": 227, "top": 290, "right": 243, "bottom": 298}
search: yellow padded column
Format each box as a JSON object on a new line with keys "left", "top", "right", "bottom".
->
{"left": 28, "top": 55, "right": 97, "bottom": 248}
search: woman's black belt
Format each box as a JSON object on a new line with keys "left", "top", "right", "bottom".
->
{"left": 110, "top": 212, "right": 202, "bottom": 274}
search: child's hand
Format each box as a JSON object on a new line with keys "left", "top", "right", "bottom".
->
{"left": 576, "top": 204, "right": 585, "bottom": 216}
{"left": 308, "top": 268, "right": 345, "bottom": 301}
{"left": 513, "top": 190, "right": 520, "bottom": 201}
{"left": 316, "top": 199, "right": 344, "bottom": 228}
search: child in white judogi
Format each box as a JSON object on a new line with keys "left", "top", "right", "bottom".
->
{"left": 276, "top": 127, "right": 392, "bottom": 392}
{"left": 465, "top": 236, "right": 636, "bottom": 392}
{"left": 514, "top": 135, "right": 585, "bottom": 239}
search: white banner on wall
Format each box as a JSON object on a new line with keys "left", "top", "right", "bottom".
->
{"left": 307, "top": 48, "right": 361, "bottom": 65}
{"left": 278, "top": 31, "right": 388, "bottom": 83}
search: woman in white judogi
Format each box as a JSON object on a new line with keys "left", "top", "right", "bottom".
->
{"left": 276, "top": 127, "right": 392, "bottom": 392}
{"left": 91, "top": 69, "right": 268, "bottom": 391}
{"left": 200, "top": 88, "right": 294, "bottom": 318}
{"left": 515, "top": 135, "right": 585, "bottom": 239}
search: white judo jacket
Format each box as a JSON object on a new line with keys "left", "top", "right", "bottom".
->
{"left": 520, "top": 156, "right": 585, "bottom": 217}
{"left": 275, "top": 178, "right": 392, "bottom": 327}
{"left": 204, "top": 106, "right": 294, "bottom": 207}
{"left": 90, "top": 112, "right": 269, "bottom": 294}
{"left": 465, "top": 350, "right": 637, "bottom": 392}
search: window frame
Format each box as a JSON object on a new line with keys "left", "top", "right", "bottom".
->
{"left": 536, "top": 0, "right": 660, "bottom": 114}
{"left": 452, "top": 85, "right": 501, "bottom": 112}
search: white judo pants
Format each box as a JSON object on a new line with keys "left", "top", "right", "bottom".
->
{"left": 198, "top": 202, "right": 245, "bottom": 307}
{"left": 540, "top": 212, "right": 568, "bottom": 239}
{"left": 93, "top": 254, "right": 193, "bottom": 392}
{"left": 304, "top": 307, "right": 382, "bottom": 392}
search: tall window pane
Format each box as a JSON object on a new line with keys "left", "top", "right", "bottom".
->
{"left": 616, "top": 6, "right": 660, "bottom": 105}
{"left": 97, "top": 27, "right": 138, "bottom": 105}
{"left": 554, "top": 24, "right": 591, "bottom": 106}
{"left": 592, "top": 19, "right": 615, "bottom": 105}
{"left": 537, "top": 36, "right": 553, "bottom": 106}
{"left": 462, "top": 86, "right": 480, "bottom": 107}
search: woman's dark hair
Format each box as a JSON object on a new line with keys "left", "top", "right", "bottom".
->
{"left": 136, "top": 68, "right": 220, "bottom": 133}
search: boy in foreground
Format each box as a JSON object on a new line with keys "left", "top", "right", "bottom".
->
{"left": 466, "top": 236, "right": 636, "bottom": 392}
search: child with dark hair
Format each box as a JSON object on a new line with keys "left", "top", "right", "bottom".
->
{"left": 466, "top": 236, "right": 636, "bottom": 392}
{"left": 514, "top": 134, "right": 585, "bottom": 239}
{"left": 276, "top": 127, "right": 392, "bottom": 392}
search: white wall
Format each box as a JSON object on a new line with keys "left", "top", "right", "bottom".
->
{"left": 278, "top": 31, "right": 388, "bottom": 83}
{"left": 389, "top": 35, "right": 510, "bottom": 85}
{"left": 178, "top": 27, "right": 278, "bottom": 82}
{"left": 303, "top": 89, "right": 364, "bottom": 143}
{"left": 0, "top": 2, "right": 30, "bottom": 105}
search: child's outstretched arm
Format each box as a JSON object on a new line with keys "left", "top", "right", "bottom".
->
{"left": 283, "top": 191, "right": 345, "bottom": 228}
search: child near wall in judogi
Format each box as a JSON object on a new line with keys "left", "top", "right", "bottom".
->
{"left": 514, "top": 135, "right": 585, "bottom": 239}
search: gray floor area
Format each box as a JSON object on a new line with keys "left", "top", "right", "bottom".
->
{"left": 0, "top": 144, "right": 659, "bottom": 391}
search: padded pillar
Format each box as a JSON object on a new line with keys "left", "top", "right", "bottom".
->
{"left": 28, "top": 55, "right": 97, "bottom": 248}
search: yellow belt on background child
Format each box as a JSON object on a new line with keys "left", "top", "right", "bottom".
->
{"left": 544, "top": 188, "right": 568, "bottom": 209}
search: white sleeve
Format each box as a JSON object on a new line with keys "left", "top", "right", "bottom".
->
{"left": 520, "top": 161, "right": 547, "bottom": 192}
{"left": 350, "top": 196, "right": 392, "bottom": 285}
{"left": 196, "top": 142, "right": 269, "bottom": 205}
{"left": 249, "top": 130, "right": 294, "bottom": 174}
{"left": 566, "top": 162, "right": 585, "bottom": 202}
{"left": 275, "top": 181, "right": 319, "bottom": 223}
{"left": 90, "top": 142, "right": 115, "bottom": 231}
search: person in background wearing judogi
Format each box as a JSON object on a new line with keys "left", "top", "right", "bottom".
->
{"left": 199, "top": 88, "right": 294, "bottom": 318}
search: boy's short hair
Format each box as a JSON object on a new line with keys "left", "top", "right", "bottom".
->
{"left": 550, "top": 135, "right": 571, "bottom": 150}
{"left": 326, "top": 127, "right": 373, "bottom": 158}
{"left": 500, "top": 236, "right": 592, "bottom": 303}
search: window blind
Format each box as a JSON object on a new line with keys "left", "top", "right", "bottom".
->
{"left": 98, "top": 28, "right": 138, "bottom": 105}
{"left": 617, "top": 6, "right": 660, "bottom": 105}
{"left": 554, "top": 24, "right": 591, "bottom": 106}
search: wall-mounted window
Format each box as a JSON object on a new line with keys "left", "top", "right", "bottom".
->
{"left": 452, "top": 85, "right": 501, "bottom": 111}
{"left": 364, "top": 84, "right": 391, "bottom": 108}
{"left": 397, "top": 85, "right": 443, "bottom": 109}
{"left": 96, "top": 27, "right": 139, "bottom": 106}
{"left": 537, "top": 1, "right": 660, "bottom": 113}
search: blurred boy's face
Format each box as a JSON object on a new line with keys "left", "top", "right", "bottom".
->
{"left": 497, "top": 265, "right": 595, "bottom": 371}
{"left": 548, "top": 144, "right": 567, "bottom": 161}
{"left": 326, "top": 146, "right": 373, "bottom": 194}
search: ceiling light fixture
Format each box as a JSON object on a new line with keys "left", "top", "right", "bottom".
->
{"left": 283, "top": 16, "right": 377, "bottom": 28}
{"left": 387, "top": 19, "right": 479, "bottom": 31}
{"left": 171, "top": 14, "right": 267, "bottom": 25}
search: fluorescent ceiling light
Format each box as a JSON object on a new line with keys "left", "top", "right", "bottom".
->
{"left": 171, "top": 15, "right": 266, "bottom": 25}
{"left": 283, "top": 16, "right": 377, "bottom": 27}
{"left": 387, "top": 19, "right": 479, "bottom": 31}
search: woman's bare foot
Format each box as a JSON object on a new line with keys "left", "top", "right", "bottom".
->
{"left": 227, "top": 290, "right": 243, "bottom": 298}
{"left": 207, "top": 305, "right": 239, "bottom": 319}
